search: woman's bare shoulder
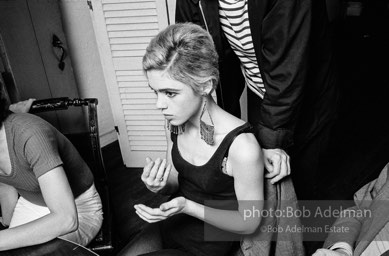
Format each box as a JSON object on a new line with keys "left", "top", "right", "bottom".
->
{"left": 229, "top": 132, "right": 261, "bottom": 162}
{"left": 215, "top": 110, "right": 247, "bottom": 134}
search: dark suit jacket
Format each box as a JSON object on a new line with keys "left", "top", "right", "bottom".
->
{"left": 176, "top": 0, "right": 311, "bottom": 150}
{"left": 176, "top": 0, "right": 339, "bottom": 152}
{"left": 324, "top": 163, "right": 389, "bottom": 256}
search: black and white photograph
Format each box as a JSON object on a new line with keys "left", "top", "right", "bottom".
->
{"left": 0, "top": 0, "right": 389, "bottom": 255}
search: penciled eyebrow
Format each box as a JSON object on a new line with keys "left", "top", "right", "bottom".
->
{"left": 148, "top": 84, "right": 180, "bottom": 93}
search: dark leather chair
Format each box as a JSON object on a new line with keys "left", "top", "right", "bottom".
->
{"left": 30, "top": 97, "right": 114, "bottom": 255}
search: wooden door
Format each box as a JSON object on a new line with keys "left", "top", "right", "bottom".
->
{"left": 0, "top": 0, "right": 84, "bottom": 133}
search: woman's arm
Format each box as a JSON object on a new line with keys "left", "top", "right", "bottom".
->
{"left": 140, "top": 129, "right": 179, "bottom": 195}
{"left": 0, "top": 166, "right": 78, "bottom": 251}
{"left": 185, "top": 133, "right": 264, "bottom": 234}
{"left": 135, "top": 133, "right": 264, "bottom": 234}
{"left": 161, "top": 130, "right": 179, "bottom": 194}
{"left": 0, "top": 183, "right": 18, "bottom": 227}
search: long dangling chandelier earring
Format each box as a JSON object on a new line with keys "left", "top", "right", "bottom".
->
{"left": 200, "top": 99, "right": 215, "bottom": 145}
{"left": 166, "top": 120, "right": 185, "bottom": 135}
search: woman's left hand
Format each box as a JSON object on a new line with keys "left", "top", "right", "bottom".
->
{"left": 134, "top": 197, "right": 187, "bottom": 223}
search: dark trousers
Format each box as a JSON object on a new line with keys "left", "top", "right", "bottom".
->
{"left": 248, "top": 89, "right": 337, "bottom": 255}
{"left": 289, "top": 122, "right": 335, "bottom": 201}
{"left": 247, "top": 88, "right": 335, "bottom": 200}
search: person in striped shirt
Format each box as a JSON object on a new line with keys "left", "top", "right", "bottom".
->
{"left": 175, "top": 0, "right": 339, "bottom": 201}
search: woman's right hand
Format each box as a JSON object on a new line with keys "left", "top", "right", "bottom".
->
{"left": 141, "top": 157, "right": 171, "bottom": 193}
{"left": 8, "top": 98, "right": 35, "bottom": 113}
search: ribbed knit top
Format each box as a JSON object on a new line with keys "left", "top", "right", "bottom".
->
{"left": 0, "top": 113, "right": 94, "bottom": 206}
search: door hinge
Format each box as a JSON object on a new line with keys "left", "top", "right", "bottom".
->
{"left": 114, "top": 126, "right": 119, "bottom": 135}
{"left": 87, "top": 0, "right": 93, "bottom": 11}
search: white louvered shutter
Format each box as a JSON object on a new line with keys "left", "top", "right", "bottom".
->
{"left": 90, "top": 0, "right": 172, "bottom": 167}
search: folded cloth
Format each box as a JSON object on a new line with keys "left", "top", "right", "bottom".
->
{"left": 236, "top": 177, "right": 305, "bottom": 256}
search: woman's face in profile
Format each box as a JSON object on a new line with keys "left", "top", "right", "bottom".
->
{"left": 147, "top": 70, "right": 203, "bottom": 126}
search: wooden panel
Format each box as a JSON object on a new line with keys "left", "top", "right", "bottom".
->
{"left": 116, "top": 70, "right": 144, "bottom": 76}
{"left": 117, "top": 76, "right": 146, "bottom": 82}
{"left": 102, "top": 0, "right": 155, "bottom": 4}
{"left": 121, "top": 98, "right": 155, "bottom": 104}
{"left": 111, "top": 44, "right": 150, "bottom": 51}
{"left": 120, "top": 93, "right": 155, "bottom": 99}
{"left": 113, "top": 57, "right": 142, "bottom": 70}
{"left": 110, "top": 37, "right": 152, "bottom": 44}
{"left": 104, "top": 9, "right": 157, "bottom": 18}
{"left": 111, "top": 51, "right": 145, "bottom": 57}
{"left": 126, "top": 120, "right": 164, "bottom": 126}
{"left": 124, "top": 115, "right": 164, "bottom": 121}
{"left": 129, "top": 135, "right": 166, "bottom": 141}
{"left": 118, "top": 81, "right": 148, "bottom": 87}
{"left": 119, "top": 88, "right": 152, "bottom": 94}
{"left": 107, "top": 23, "right": 158, "bottom": 32}
{"left": 106, "top": 16, "right": 156, "bottom": 24}
{"left": 108, "top": 30, "right": 159, "bottom": 38}
{"left": 127, "top": 126, "right": 165, "bottom": 131}
{"left": 123, "top": 109, "right": 161, "bottom": 115}
{"left": 131, "top": 146, "right": 166, "bottom": 151}
{"left": 92, "top": 0, "right": 169, "bottom": 166}
{"left": 128, "top": 131, "right": 165, "bottom": 136}
{"left": 130, "top": 140, "right": 167, "bottom": 146}
{"left": 103, "top": 2, "right": 156, "bottom": 11}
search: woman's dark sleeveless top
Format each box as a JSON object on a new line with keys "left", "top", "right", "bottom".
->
{"left": 161, "top": 123, "right": 253, "bottom": 256}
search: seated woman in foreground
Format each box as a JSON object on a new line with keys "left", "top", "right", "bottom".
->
{"left": 118, "top": 23, "right": 264, "bottom": 256}
{"left": 0, "top": 93, "right": 103, "bottom": 250}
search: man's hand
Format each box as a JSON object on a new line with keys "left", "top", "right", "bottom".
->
{"left": 9, "top": 98, "right": 35, "bottom": 113}
{"left": 313, "top": 248, "right": 350, "bottom": 256}
{"left": 263, "top": 148, "right": 290, "bottom": 184}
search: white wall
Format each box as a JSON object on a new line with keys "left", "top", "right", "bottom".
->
{"left": 59, "top": 0, "right": 117, "bottom": 147}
